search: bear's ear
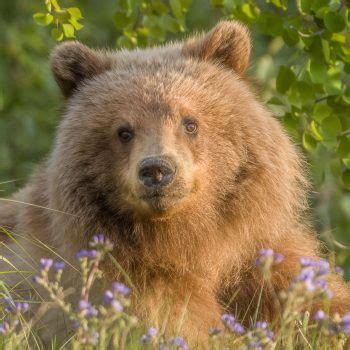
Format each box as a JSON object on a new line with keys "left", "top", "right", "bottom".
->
{"left": 182, "top": 21, "right": 251, "bottom": 75}
{"left": 50, "top": 41, "right": 112, "bottom": 98}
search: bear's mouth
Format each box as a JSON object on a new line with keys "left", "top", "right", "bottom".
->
{"left": 139, "top": 190, "right": 185, "bottom": 214}
{"left": 141, "top": 192, "right": 166, "bottom": 200}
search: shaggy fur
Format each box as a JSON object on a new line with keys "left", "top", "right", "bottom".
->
{"left": 1, "top": 21, "right": 349, "bottom": 346}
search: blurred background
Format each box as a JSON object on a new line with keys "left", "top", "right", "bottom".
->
{"left": 1, "top": 1, "right": 350, "bottom": 276}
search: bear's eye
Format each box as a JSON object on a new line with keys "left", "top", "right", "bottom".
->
{"left": 117, "top": 127, "right": 134, "bottom": 143}
{"left": 183, "top": 119, "right": 198, "bottom": 135}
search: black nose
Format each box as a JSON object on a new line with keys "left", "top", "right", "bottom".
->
{"left": 138, "top": 157, "right": 175, "bottom": 188}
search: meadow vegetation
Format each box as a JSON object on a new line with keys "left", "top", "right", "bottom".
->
{"left": 1, "top": 0, "right": 350, "bottom": 348}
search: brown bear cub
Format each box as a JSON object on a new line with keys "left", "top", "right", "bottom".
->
{"left": 1, "top": 21, "right": 349, "bottom": 345}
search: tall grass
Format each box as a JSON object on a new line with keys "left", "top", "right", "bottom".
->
{"left": 0, "top": 231, "right": 349, "bottom": 349}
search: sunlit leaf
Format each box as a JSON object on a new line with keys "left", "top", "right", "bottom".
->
{"left": 51, "top": 28, "right": 63, "bottom": 41}
{"left": 324, "top": 11, "right": 346, "bottom": 33}
{"left": 33, "top": 13, "right": 53, "bottom": 26}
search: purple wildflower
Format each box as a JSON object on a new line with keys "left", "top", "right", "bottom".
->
{"left": 32, "top": 275, "right": 41, "bottom": 284}
{"left": 221, "top": 313, "right": 244, "bottom": 334}
{"left": 2, "top": 298, "right": 29, "bottom": 314}
{"left": 103, "top": 285, "right": 125, "bottom": 312}
{"left": 274, "top": 253, "right": 284, "bottom": 264}
{"left": 92, "top": 234, "right": 105, "bottom": 244}
{"left": 255, "top": 248, "right": 283, "bottom": 267}
{"left": 314, "top": 310, "right": 326, "bottom": 321}
{"left": 335, "top": 266, "right": 344, "bottom": 275}
{"left": 78, "top": 300, "right": 98, "bottom": 317}
{"left": 221, "top": 313, "right": 235, "bottom": 328}
{"left": 297, "top": 268, "right": 315, "bottom": 282}
{"left": 255, "top": 321, "right": 267, "bottom": 329}
{"left": 38, "top": 258, "right": 53, "bottom": 270}
{"left": 141, "top": 327, "right": 158, "bottom": 343}
{"left": 15, "top": 302, "right": 29, "bottom": 312}
{"left": 72, "top": 320, "right": 80, "bottom": 329}
{"left": 76, "top": 249, "right": 99, "bottom": 259}
{"left": 76, "top": 249, "right": 89, "bottom": 259}
{"left": 248, "top": 341, "right": 262, "bottom": 349}
{"left": 169, "top": 336, "right": 188, "bottom": 350}
{"left": 265, "top": 330, "right": 274, "bottom": 340}
{"left": 90, "top": 234, "right": 114, "bottom": 250}
{"left": 233, "top": 322, "right": 245, "bottom": 334}
{"left": 53, "top": 261, "right": 65, "bottom": 271}
{"left": 103, "top": 290, "right": 114, "bottom": 304}
{"left": 300, "top": 257, "right": 315, "bottom": 267}
{"left": 0, "top": 322, "right": 9, "bottom": 335}
{"left": 317, "top": 259, "right": 330, "bottom": 276}
{"left": 112, "top": 282, "right": 131, "bottom": 296}
{"left": 110, "top": 299, "right": 123, "bottom": 312}
{"left": 342, "top": 313, "right": 350, "bottom": 334}
{"left": 1, "top": 297, "right": 13, "bottom": 308}
{"left": 293, "top": 257, "right": 333, "bottom": 298}
{"left": 260, "top": 249, "right": 274, "bottom": 257}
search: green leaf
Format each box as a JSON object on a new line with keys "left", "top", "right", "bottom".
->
{"left": 51, "top": 0, "right": 61, "bottom": 11}
{"left": 309, "top": 59, "right": 342, "bottom": 95}
{"left": 332, "top": 33, "right": 346, "bottom": 43}
{"left": 241, "top": 4, "right": 257, "bottom": 20}
{"left": 297, "top": 0, "right": 311, "bottom": 13}
{"left": 288, "top": 81, "right": 314, "bottom": 108}
{"left": 324, "top": 11, "right": 346, "bottom": 33}
{"left": 33, "top": 13, "right": 53, "bottom": 26}
{"left": 180, "top": 0, "right": 192, "bottom": 8}
{"left": 69, "top": 18, "right": 83, "bottom": 31}
{"left": 342, "top": 88, "right": 350, "bottom": 104}
{"left": 170, "top": 0, "right": 183, "bottom": 17}
{"left": 321, "top": 39, "right": 330, "bottom": 63}
{"left": 55, "top": 10, "right": 70, "bottom": 21}
{"left": 296, "top": 81, "right": 315, "bottom": 105}
{"left": 276, "top": 66, "right": 296, "bottom": 94}
{"left": 158, "top": 14, "right": 180, "bottom": 33}
{"left": 302, "top": 132, "right": 317, "bottom": 152}
{"left": 258, "top": 13, "right": 283, "bottom": 36}
{"left": 309, "top": 58, "right": 328, "bottom": 84}
{"left": 329, "top": 158, "right": 341, "bottom": 177}
{"left": 269, "top": 0, "right": 287, "bottom": 10}
{"left": 68, "top": 7, "right": 83, "bottom": 20}
{"left": 320, "top": 116, "right": 342, "bottom": 140}
{"left": 62, "top": 23, "right": 75, "bottom": 38}
{"left": 51, "top": 28, "right": 64, "bottom": 42}
{"left": 342, "top": 169, "right": 350, "bottom": 189}
{"left": 268, "top": 96, "right": 285, "bottom": 105}
{"left": 342, "top": 159, "right": 350, "bottom": 168}
{"left": 113, "top": 11, "right": 132, "bottom": 30}
{"left": 45, "top": 0, "right": 52, "bottom": 12}
{"left": 324, "top": 66, "right": 342, "bottom": 95}
{"left": 338, "top": 138, "right": 350, "bottom": 158}
{"left": 310, "top": 121, "right": 323, "bottom": 141}
{"left": 311, "top": 0, "right": 329, "bottom": 11}
{"left": 211, "top": 0, "right": 224, "bottom": 7}
{"left": 282, "top": 26, "right": 299, "bottom": 46}
{"left": 313, "top": 102, "right": 331, "bottom": 122}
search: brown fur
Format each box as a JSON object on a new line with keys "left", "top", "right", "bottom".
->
{"left": 1, "top": 21, "right": 349, "bottom": 346}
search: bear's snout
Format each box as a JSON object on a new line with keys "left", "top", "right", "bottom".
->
{"left": 138, "top": 157, "right": 176, "bottom": 189}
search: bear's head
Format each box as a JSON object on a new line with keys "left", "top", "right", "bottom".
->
{"left": 48, "top": 21, "right": 305, "bottom": 233}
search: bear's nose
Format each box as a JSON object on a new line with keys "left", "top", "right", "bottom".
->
{"left": 138, "top": 157, "right": 175, "bottom": 188}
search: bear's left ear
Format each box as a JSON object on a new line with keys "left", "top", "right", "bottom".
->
{"left": 50, "top": 41, "right": 113, "bottom": 98}
{"left": 182, "top": 21, "right": 251, "bottom": 75}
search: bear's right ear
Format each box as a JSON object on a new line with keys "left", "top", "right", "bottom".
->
{"left": 182, "top": 21, "right": 251, "bottom": 75}
{"left": 50, "top": 41, "right": 112, "bottom": 98}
